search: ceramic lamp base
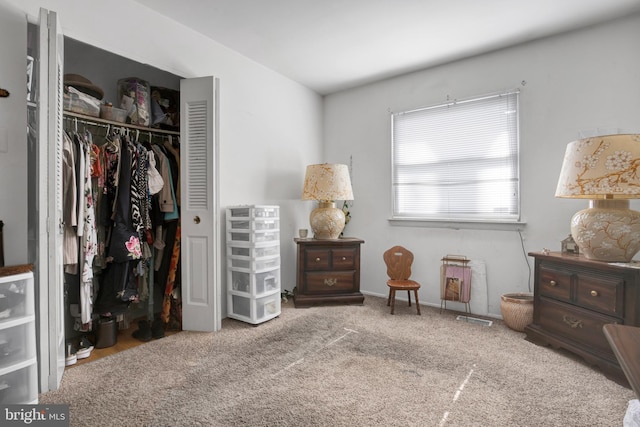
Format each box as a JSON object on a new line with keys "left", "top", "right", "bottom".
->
{"left": 309, "top": 201, "right": 345, "bottom": 240}
{"left": 571, "top": 199, "right": 640, "bottom": 262}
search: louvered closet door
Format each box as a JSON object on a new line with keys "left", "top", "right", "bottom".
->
{"left": 38, "top": 8, "right": 66, "bottom": 391}
{"left": 180, "top": 76, "right": 221, "bottom": 332}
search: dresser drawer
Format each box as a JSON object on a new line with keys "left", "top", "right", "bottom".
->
{"left": 304, "top": 249, "right": 330, "bottom": 270}
{"left": 538, "top": 297, "right": 618, "bottom": 355}
{"left": 332, "top": 248, "right": 357, "bottom": 269}
{"left": 538, "top": 264, "right": 571, "bottom": 302}
{"left": 304, "top": 271, "right": 356, "bottom": 294}
{"left": 575, "top": 274, "right": 623, "bottom": 317}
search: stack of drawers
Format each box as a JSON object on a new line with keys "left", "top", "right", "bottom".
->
{"left": 226, "top": 206, "right": 281, "bottom": 324}
{"left": 294, "top": 238, "right": 365, "bottom": 307}
{"left": 0, "top": 265, "right": 37, "bottom": 404}
{"left": 526, "top": 252, "right": 640, "bottom": 386}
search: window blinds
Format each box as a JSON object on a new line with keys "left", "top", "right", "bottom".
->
{"left": 392, "top": 91, "right": 520, "bottom": 221}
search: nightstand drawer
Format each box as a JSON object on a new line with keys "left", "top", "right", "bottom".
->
{"left": 305, "top": 271, "right": 356, "bottom": 293}
{"left": 538, "top": 297, "right": 617, "bottom": 355}
{"left": 304, "top": 249, "right": 330, "bottom": 270}
{"left": 332, "top": 248, "right": 356, "bottom": 269}
{"left": 539, "top": 264, "right": 571, "bottom": 302}
{"left": 575, "top": 274, "right": 623, "bottom": 317}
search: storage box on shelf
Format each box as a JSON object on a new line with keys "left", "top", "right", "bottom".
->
{"left": 226, "top": 206, "right": 281, "bottom": 325}
{"left": 0, "top": 266, "right": 37, "bottom": 404}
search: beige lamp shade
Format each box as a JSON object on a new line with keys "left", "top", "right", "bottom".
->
{"left": 556, "top": 134, "right": 640, "bottom": 198}
{"left": 555, "top": 134, "right": 640, "bottom": 262}
{"left": 302, "top": 164, "right": 354, "bottom": 202}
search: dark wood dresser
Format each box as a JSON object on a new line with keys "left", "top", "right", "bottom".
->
{"left": 525, "top": 251, "right": 640, "bottom": 386}
{"left": 293, "top": 237, "right": 365, "bottom": 307}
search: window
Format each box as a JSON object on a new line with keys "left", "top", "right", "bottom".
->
{"left": 391, "top": 90, "right": 520, "bottom": 222}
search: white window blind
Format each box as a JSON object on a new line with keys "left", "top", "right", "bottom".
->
{"left": 392, "top": 91, "right": 520, "bottom": 222}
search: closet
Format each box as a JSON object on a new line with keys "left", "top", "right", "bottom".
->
{"left": 61, "top": 110, "right": 182, "bottom": 357}
{"left": 26, "top": 9, "right": 220, "bottom": 393}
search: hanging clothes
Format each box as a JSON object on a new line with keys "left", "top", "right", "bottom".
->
{"left": 77, "top": 131, "right": 98, "bottom": 325}
{"left": 62, "top": 116, "right": 178, "bottom": 328}
{"left": 62, "top": 132, "right": 78, "bottom": 272}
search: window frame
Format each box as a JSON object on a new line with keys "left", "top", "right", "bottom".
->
{"left": 390, "top": 90, "right": 522, "bottom": 225}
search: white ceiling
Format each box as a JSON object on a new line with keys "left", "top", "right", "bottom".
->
{"left": 135, "top": 0, "right": 640, "bottom": 95}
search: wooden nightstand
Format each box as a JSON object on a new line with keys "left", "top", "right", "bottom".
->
{"left": 526, "top": 251, "right": 640, "bottom": 387}
{"left": 293, "top": 237, "right": 365, "bottom": 307}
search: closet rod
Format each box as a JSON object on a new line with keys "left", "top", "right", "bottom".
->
{"left": 63, "top": 110, "right": 180, "bottom": 137}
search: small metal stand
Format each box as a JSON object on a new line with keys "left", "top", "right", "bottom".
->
{"left": 440, "top": 255, "right": 471, "bottom": 314}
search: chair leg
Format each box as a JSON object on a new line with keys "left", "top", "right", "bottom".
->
{"left": 390, "top": 289, "right": 396, "bottom": 315}
{"left": 414, "top": 290, "right": 421, "bottom": 315}
{"left": 407, "top": 290, "right": 412, "bottom": 307}
{"left": 387, "top": 288, "right": 392, "bottom": 306}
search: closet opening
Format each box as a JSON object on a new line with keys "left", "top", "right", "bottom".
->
{"left": 61, "top": 37, "right": 184, "bottom": 367}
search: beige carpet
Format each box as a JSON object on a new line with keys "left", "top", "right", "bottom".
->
{"left": 40, "top": 296, "right": 635, "bottom": 426}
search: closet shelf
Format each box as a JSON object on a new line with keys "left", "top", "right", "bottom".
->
{"left": 63, "top": 110, "right": 180, "bottom": 136}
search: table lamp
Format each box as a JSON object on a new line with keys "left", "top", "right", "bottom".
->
{"left": 555, "top": 134, "right": 640, "bottom": 262}
{"left": 302, "top": 163, "right": 354, "bottom": 239}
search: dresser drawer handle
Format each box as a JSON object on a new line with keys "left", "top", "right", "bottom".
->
{"left": 562, "top": 315, "right": 583, "bottom": 329}
{"left": 548, "top": 280, "right": 557, "bottom": 287}
{"left": 315, "top": 257, "right": 321, "bottom": 262}
{"left": 590, "top": 290, "right": 599, "bottom": 297}
{"left": 324, "top": 278, "right": 337, "bottom": 287}
{"left": 342, "top": 257, "right": 347, "bottom": 261}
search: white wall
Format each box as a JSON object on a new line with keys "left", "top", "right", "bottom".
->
{"left": 323, "top": 13, "right": 640, "bottom": 316}
{"left": 0, "top": 2, "right": 27, "bottom": 266}
{"left": 5, "top": 0, "right": 324, "bottom": 299}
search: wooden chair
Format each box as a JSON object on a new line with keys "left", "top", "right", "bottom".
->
{"left": 383, "top": 246, "right": 421, "bottom": 315}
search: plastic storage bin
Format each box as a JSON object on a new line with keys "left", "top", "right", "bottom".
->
{"left": 63, "top": 86, "right": 100, "bottom": 117}
{"left": 229, "top": 242, "right": 280, "bottom": 258}
{"left": 229, "top": 267, "right": 280, "bottom": 295}
{"left": 0, "top": 268, "right": 37, "bottom": 404}
{"left": 118, "top": 77, "right": 151, "bottom": 126}
{"left": 226, "top": 205, "right": 281, "bottom": 324}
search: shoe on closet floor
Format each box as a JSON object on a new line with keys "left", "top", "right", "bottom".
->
{"left": 76, "top": 336, "right": 94, "bottom": 360}
{"left": 65, "top": 343, "right": 77, "bottom": 366}
{"left": 132, "top": 320, "right": 152, "bottom": 342}
{"left": 151, "top": 318, "right": 165, "bottom": 339}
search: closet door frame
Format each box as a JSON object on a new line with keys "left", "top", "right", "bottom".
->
{"left": 34, "top": 10, "right": 222, "bottom": 391}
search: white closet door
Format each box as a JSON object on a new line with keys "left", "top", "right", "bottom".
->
{"left": 180, "top": 76, "right": 221, "bottom": 332}
{"left": 38, "top": 7, "right": 65, "bottom": 391}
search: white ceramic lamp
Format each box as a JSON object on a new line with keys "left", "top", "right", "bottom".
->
{"left": 302, "top": 163, "right": 354, "bottom": 240}
{"left": 555, "top": 134, "right": 640, "bottom": 262}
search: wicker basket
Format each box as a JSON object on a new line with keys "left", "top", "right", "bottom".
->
{"left": 500, "top": 292, "right": 533, "bottom": 332}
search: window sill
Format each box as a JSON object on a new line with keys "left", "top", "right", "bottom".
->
{"left": 388, "top": 217, "right": 527, "bottom": 231}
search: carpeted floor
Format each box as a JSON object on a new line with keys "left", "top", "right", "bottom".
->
{"left": 39, "top": 296, "right": 635, "bottom": 426}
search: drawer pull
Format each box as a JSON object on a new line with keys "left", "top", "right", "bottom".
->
{"left": 324, "top": 278, "right": 337, "bottom": 287}
{"left": 590, "top": 290, "right": 599, "bottom": 297}
{"left": 315, "top": 257, "right": 321, "bottom": 262}
{"left": 562, "top": 315, "right": 583, "bottom": 329}
{"left": 548, "top": 280, "right": 557, "bottom": 287}
{"left": 342, "top": 257, "right": 347, "bottom": 261}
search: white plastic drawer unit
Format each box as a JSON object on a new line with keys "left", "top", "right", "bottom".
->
{"left": 228, "top": 242, "right": 280, "bottom": 258}
{"left": 229, "top": 268, "right": 280, "bottom": 295}
{"left": 226, "top": 205, "right": 281, "bottom": 325}
{"left": 228, "top": 230, "right": 279, "bottom": 244}
{"left": 229, "top": 291, "right": 281, "bottom": 324}
{"left": 0, "top": 269, "right": 38, "bottom": 404}
{"left": 228, "top": 255, "right": 280, "bottom": 271}
{"left": 228, "top": 219, "right": 280, "bottom": 231}
{"left": 0, "top": 272, "right": 34, "bottom": 319}
{"left": 227, "top": 205, "right": 279, "bottom": 219}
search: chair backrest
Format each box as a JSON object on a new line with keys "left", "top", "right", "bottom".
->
{"left": 383, "top": 246, "right": 414, "bottom": 280}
